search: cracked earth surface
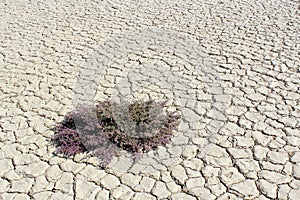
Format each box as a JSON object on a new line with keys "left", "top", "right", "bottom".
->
{"left": 0, "top": 0, "right": 300, "bottom": 199}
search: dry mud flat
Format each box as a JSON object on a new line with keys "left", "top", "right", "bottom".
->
{"left": 0, "top": 0, "right": 300, "bottom": 199}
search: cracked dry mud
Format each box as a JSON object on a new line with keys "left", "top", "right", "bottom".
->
{"left": 0, "top": 0, "right": 300, "bottom": 200}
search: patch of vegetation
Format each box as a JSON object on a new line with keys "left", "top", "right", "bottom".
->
{"left": 51, "top": 99, "right": 180, "bottom": 167}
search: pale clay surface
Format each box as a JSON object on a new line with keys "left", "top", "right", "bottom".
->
{"left": 0, "top": 0, "right": 300, "bottom": 199}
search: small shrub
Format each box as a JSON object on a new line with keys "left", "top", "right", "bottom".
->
{"left": 52, "top": 127, "right": 86, "bottom": 156}
{"left": 51, "top": 99, "right": 180, "bottom": 167}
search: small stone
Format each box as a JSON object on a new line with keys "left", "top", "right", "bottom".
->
{"left": 120, "top": 173, "right": 142, "bottom": 188}
{"left": 213, "top": 94, "right": 231, "bottom": 104}
{"left": 236, "top": 159, "right": 260, "bottom": 174}
{"left": 283, "top": 162, "right": 293, "bottom": 175}
{"left": 289, "top": 189, "right": 300, "bottom": 200}
{"left": 228, "top": 148, "right": 252, "bottom": 159}
{"left": 200, "top": 143, "right": 228, "bottom": 158}
{"left": 0, "top": 149, "right": 6, "bottom": 159}
{"left": 34, "top": 146, "right": 48, "bottom": 157}
{"left": 1, "top": 121, "right": 17, "bottom": 132}
{"left": 284, "top": 145, "right": 299, "bottom": 153}
{"left": 265, "top": 111, "right": 280, "bottom": 120}
{"left": 280, "top": 63, "right": 288, "bottom": 72}
{"left": 209, "top": 134, "right": 228, "bottom": 145}
{"left": 226, "top": 106, "right": 247, "bottom": 116}
{"left": 220, "top": 167, "right": 245, "bottom": 185}
{"left": 170, "top": 193, "right": 196, "bottom": 200}
{"left": 285, "top": 92, "right": 300, "bottom": 100}
{"left": 132, "top": 192, "right": 156, "bottom": 200}
{"left": 267, "top": 151, "right": 289, "bottom": 164}
{"left": 44, "top": 100, "right": 62, "bottom": 111}
{"left": 294, "top": 163, "right": 300, "bottom": 179}
{"left": 254, "top": 145, "right": 269, "bottom": 160}
{"left": 22, "top": 161, "right": 49, "bottom": 177}
{"left": 167, "top": 146, "right": 183, "bottom": 157}
{"left": 290, "top": 180, "right": 300, "bottom": 189}
{"left": 178, "top": 122, "right": 190, "bottom": 132}
{"left": 0, "top": 159, "right": 13, "bottom": 176}
{"left": 217, "top": 193, "right": 239, "bottom": 200}
{"left": 250, "top": 121, "right": 267, "bottom": 131}
{"left": 205, "top": 176, "right": 220, "bottom": 186}
{"left": 6, "top": 194, "right": 30, "bottom": 200}
{"left": 231, "top": 179, "right": 259, "bottom": 198}
{"left": 0, "top": 193, "right": 17, "bottom": 200}
{"left": 245, "top": 112, "right": 265, "bottom": 123}
{"left": 140, "top": 166, "right": 160, "bottom": 180}
{"left": 161, "top": 171, "right": 173, "bottom": 183}
{"left": 182, "top": 158, "right": 203, "bottom": 171}
{"left": 202, "top": 166, "right": 220, "bottom": 178}
{"left": 112, "top": 184, "right": 134, "bottom": 200}
{"left": 186, "top": 177, "right": 205, "bottom": 190}
{"left": 3, "top": 170, "right": 22, "bottom": 181}
{"left": 278, "top": 184, "right": 291, "bottom": 200}
{"left": 259, "top": 170, "right": 291, "bottom": 184}
{"left": 286, "top": 128, "right": 299, "bottom": 136}
{"left": 207, "top": 86, "right": 223, "bottom": 94}
{"left": 32, "top": 192, "right": 53, "bottom": 199}
{"left": 257, "top": 179, "right": 277, "bottom": 199}
{"left": 170, "top": 165, "right": 188, "bottom": 185}
{"left": 13, "top": 154, "right": 39, "bottom": 165}
{"left": 52, "top": 191, "right": 73, "bottom": 200}
{"left": 256, "top": 86, "right": 271, "bottom": 96}
{"left": 234, "top": 136, "right": 254, "bottom": 147}
{"left": 76, "top": 179, "right": 101, "bottom": 199}
{"left": 31, "top": 176, "right": 54, "bottom": 193}
{"left": 96, "top": 189, "right": 110, "bottom": 200}
{"left": 208, "top": 183, "right": 227, "bottom": 196}
{"left": 55, "top": 173, "right": 73, "bottom": 193}
{"left": 100, "top": 174, "right": 120, "bottom": 190}
{"left": 255, "top": 195, "right": 270, "bottom": 200}
{"left": 245, "top": 171, "right": 258, "bottom": 179}
{"left": 134, "top": 177, "right": 156, "bottom": 192}
{"left": 181, "top": 145, "right": 198, "bottom": 159}
{"left": 182, "top": 107, "right": 201, "bottom": 122}
{"left": 268, "top": 137, "right": 286, "bottom": 148}
{"left": 226, "top": 117, "right": 238, "bottom": 127}
{"left": 151, "top": 181, "right": 171, "bottom": 198}
{"left": 221, "top": 122, "right": 245, "bottom": 135}
{"left": 251, "top": 131, "right": 272, "bottom": 146}
{"left": 172, "top": 133, "right": 189, "bottom": 145}
{"left": 291, "top": 152, "right": 300, "bottom": 163}
{"left": 207, "top": 109, "right": 226, "bottom": 120}
{"left": 262, "top": 161, "right": 283, "bottom": 172}
{"left": 206, "top": 154, "right": 230, "bottom": 168}
{"left": 109, "top": 156, "right": 134, "bottom": 175}
{"left": 192, "top": 137, "right": 209, "bottom": 147}
{"left": 166, "top": 181, "right": 181, "bottom": 193}
{"left": 189, "top": 187, "right": 216, "bottom": 200}
{"left": 286, "top": 136, "right": 300, "bottom": 146}
{"left": 266, "top": 118, "right": 284, "bottom": 129}
{"left": 10, "top": 178, "right": 34, "bottom": 193}
{"left": 238, "top": 118, "right": 252, "bottom": 129}
{"left": 79, "top": 165, "right": 106, "bottom": 182}
{"left": 278, "top": 117, "right": 298, "bottom": 127}
{"left": 155, "top": 146, "right": 170, "bottom": 160}
{"left": 206, "top": 120, "right": 225, "bottom": 135}
{"left": 60, "top": 160, "right": 85, "bottom": 173}
{"left": 48, "top": 157, "right": 66, "bottom": 165}
{"left": 0, "top": 178, "right": 10, "bottom": 193}
{"left": 263, "top": 127, "right": 285, "bottom": 137}
{"left": 46, "top": 165, "right": 62, "bottom": 182}
{"left": 248, "top": 93, "right": 266, "bottom": 101}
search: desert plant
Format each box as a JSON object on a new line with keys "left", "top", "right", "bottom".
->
{"left": 51, "top": 99, "right": 180, "bottom": 167}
